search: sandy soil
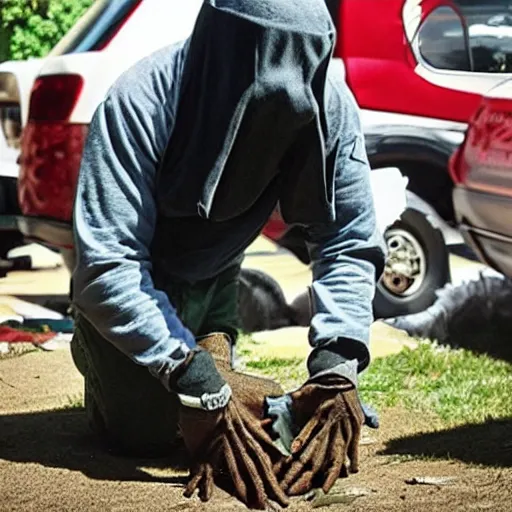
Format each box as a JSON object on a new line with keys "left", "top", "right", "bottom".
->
{"left": 1, "top": 348, "right": 511, "bottom": 512}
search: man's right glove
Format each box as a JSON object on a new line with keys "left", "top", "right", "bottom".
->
{"left": 170, "top": 348, "right": 289, "bottom": 510}
{"left": 276, "top": 375, "right": 364, "bottom": 497}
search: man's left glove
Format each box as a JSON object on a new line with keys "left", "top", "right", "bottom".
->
{"left": 196, "top": 333, "right": 284, "bottom": 420}
{"left": 170, "top": 350, "right": 289, "bottom": 509}
{"left": 276, "top": 376, "right": 364, "bottom": 497}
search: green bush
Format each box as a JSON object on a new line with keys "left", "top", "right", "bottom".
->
{"left": 0, "top": 0, "right": 93, "bottom": 62}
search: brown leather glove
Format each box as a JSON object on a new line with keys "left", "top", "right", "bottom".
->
{"left": 197, "top": 333, "right": 284, "bottom": 419}
{"left": 277, "top": 376, "right": 364, "bottom": 496}
{"left": 181, "top": 398, "right": 289, "bottom": 508}
{"left": 178, "top": 334, "right": 288, "bottom": 509}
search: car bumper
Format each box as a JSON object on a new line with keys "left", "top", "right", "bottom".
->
{"left": 454, "top": 186, "right": 512, "bottom": 277}
{"left": 17, "top": 216, "right": 73, "bottom": 249}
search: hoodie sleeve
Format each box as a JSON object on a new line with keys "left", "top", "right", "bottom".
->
{"left": 305, "top": 80, "right": 387, "bottom": 386}
{"left": 72, "top": 61, "right": 197, "bottom": 387}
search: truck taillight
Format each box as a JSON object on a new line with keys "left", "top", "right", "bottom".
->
{"left": 18, "top": 121, "right": 88, "bottom": 224}
{"left": 449, "top": 146, "right": 467, "bottom": 185}
{"left": 28, "top": 74, "right": 83, "bottom": 122}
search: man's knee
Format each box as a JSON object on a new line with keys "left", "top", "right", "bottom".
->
{"left": 72, "top": 315, "right": 181, "bottom": 457}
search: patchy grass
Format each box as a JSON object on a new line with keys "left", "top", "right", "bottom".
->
{"left": 0, "top": 342, "right": 38, "bottom": 360}
{"left": 245, "top": 356, "right": 306, "bottom": 391}
{"left": 382, "top": 453, "right": 440, "bottom": 465}
{"left": 239, "top": 335, "right": 512, "bottom": 427}
{"left": 62, "top": 393, "right": 84, "bottom": 410}
{"left": 238, "top": 333, "right": 307, "bottom": 389}
{"left": 359, "top": 342, "right": 512, "bottom": 425}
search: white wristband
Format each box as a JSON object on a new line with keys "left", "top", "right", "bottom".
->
{"left": 178, "top": 383, "right": 232, "bottom": 411}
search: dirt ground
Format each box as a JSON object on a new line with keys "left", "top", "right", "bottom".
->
{"left": 1, "top": 347, "right": 511, "bottom": 512}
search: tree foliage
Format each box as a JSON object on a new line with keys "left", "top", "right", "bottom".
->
{"left": 0, "top": 0, "right": 93, "bottom": 62}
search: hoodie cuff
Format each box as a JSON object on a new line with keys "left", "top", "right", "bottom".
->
{"left": 307, "top": 338, "right": 370, "bottom": 386}
{"left": 169, "top": 349, "right": 231, "bottom": 411}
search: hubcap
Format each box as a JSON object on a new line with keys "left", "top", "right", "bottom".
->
{"left": 381, "top": 228, "right": 426, "bottom": 297}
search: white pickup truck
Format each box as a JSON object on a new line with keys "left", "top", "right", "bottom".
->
{"left": 0, "top": 58, "right": 45, "bottom": 256}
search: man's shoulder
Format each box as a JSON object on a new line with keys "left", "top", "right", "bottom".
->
{"left": 325, "top": 58, "right": 352, "bottom": 107}
{"left": 106, "top": 42, "right": 185, "bottom": 108}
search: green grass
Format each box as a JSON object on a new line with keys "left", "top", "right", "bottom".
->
{"left": 245, "top": 356, "right": 307, "bottom": 391}
{"left": 360, "top": 342, "right": 512, "bottom": 425}
{"left": 238, "top": 334, "right": 308, "bottom": 389}
{"left": 239, "top": 336, "right": 512, "bottom": 427}
{"left": 63, "top": 393, "right": 84, "bottom": 409}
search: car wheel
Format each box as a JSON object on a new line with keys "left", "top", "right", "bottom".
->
{"left": 373, "top": 208, "right": 450, "bottom": 319}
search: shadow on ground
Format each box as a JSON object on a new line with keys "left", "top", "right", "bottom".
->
{"left": 381, "top": 417, "right": 512, "bottom": 467}
{"left": 0, "top": 408, "right": 188, "bottom": 485}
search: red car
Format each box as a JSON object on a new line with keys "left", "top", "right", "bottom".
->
{"left": 451, "top": 78, "right": 512, "bottom": 277}
{"left": 14, "top": 0, "right": 512, "bottom": 316}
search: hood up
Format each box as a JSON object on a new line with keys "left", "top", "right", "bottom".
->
{"left": 158, "top": 0, "right": 337, "bottom": 224}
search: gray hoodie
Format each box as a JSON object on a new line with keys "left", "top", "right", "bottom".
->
{"left": 72, "top": 0, "right": 386, "bottom": 388}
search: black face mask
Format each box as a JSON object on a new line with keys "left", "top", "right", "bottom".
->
{"left": 157, "top": 0, "right": 337, "bottom": 224}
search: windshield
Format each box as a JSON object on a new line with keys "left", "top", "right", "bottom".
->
{"left": 49, "top": 0, "right": 140, "bottom": 56}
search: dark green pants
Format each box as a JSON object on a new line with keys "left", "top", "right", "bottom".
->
{"left": 71, "top": 265, "right": 240, "bottom": 457}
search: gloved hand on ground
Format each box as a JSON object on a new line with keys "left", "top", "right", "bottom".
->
{"left": 196, "top": 333, "right": 284, "bottom": 419}
{"left": 173, "top": 335, "right": 289, "bottom": 509}
{"left": 276, "top": 376, "right": 365, "bottom": 496}
{"left": 180, "top": 398, "right": 289, "bottom": 508}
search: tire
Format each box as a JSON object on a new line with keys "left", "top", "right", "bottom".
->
{"left": 373, "top": 208, "right": 450, "bottom": 319}
{"left": 238, "top": 268, "right": 294, "bottom": 332}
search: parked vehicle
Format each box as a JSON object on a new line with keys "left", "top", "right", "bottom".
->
{"left": 0, "top": 59, "right": 43, "bottom": 256}
{"left": 268, "top": 0, "right": 512, "bottom": 316}
{"left": 10, "top": 0, "right": 512, "bottom": 316}
{"left": 17, "top": 0, "right": 203, "bottom": 270}
{"left": 451, "top": 77, "right": 512, "bottom": 278}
